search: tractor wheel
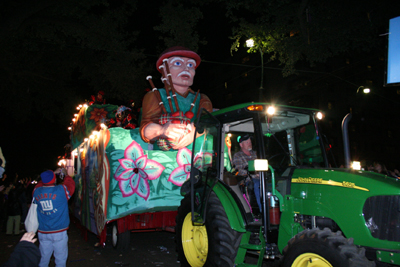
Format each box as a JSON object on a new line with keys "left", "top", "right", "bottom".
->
{"left": 282, "top": 228, "right": 375, "bottom": 267}
{"left": 111, "top": 223, "right": 130, "bottom": 251}
{"left": 176, "top": 192, "right": 242, "bottom": 267}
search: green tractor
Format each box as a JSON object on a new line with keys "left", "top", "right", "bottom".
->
{"left": 175, "top": 102, "right": 400, "bottom": 267}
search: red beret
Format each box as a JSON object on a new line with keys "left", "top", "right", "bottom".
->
{"left": 156, "top": 46, "right": 201, "bottom": 73}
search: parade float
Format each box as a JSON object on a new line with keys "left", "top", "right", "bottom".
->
{"left": 68, "top": 102, "right": 208, "bottom": 248}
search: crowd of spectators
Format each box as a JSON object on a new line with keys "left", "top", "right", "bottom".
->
{"left": 0, "top": 173, "right": 36, "bottom": 236}
{"left": 367, "top": 161, "right": 400, "bottom": 179}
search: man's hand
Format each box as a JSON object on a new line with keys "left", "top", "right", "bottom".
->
{"left": 20, "top": 232, "right": 37, "bottom": 243}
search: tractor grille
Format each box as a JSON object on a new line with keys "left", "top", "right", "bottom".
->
{"left": 363, "top": 195, "right": 400, "bottom": 242}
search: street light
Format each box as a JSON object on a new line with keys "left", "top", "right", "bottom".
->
{"left": 246, "top": 39, "right": 254, "bottom": 48}
{"left": 246, "top": 38, "right": 264, "bottom": 102}
{"left": 356, "top": 86, "right": 399, "bottom": 104}
{"left": 356, "top": 86, "right": 370, "bottom": 94}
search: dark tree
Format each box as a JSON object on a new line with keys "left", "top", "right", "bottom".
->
{"left": 0, "top": 0, "right": 149, "bottom": 125}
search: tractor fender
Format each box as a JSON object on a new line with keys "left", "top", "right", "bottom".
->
{"left": 211, "top": 181, "right": 247, "bottom": 233}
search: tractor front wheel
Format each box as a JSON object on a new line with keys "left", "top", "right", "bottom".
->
{"left": 282, "top": 228, "right": 375, "bottom": 267}
{"left": 176, "top": 192, "right": 242, "bottom": 267}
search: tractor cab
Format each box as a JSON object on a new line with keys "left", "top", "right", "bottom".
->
{"left": 184, "top": 103, "right": 327, "bottom": 223}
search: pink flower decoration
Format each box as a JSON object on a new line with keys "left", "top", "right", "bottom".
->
{"left": 168, "top": 148, "right": 212, "bottom": 186}
{"left": 114, "top": 141, "right": 164, "bottom": 200}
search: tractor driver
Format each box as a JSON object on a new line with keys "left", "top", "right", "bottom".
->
{"left": 232, "top": 134, "right": 262, "bottom": 214}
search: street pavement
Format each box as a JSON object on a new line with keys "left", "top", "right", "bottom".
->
{"left": 0, "top": 218, "right": 279, "bottom": 266}
{"left": 0, "top": 218, "right": 180, "bottom": 267}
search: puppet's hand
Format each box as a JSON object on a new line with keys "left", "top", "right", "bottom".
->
{"left": 161, "top": 122, "right": 188, "bottom": 142}
{"left": 170, "top": 123, "right": 195, "bottom": 150}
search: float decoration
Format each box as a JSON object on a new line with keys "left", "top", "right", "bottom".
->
{"left": 114, "top": 140, "right": 165, "bottom": 200}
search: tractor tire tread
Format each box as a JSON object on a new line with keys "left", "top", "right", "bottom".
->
{"left": 282, "top": 227, "right": 375, "bottom": 267}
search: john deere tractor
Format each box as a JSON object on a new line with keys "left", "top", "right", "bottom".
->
{"left": 176, "top": 102, "right": 400, "bottom": 267}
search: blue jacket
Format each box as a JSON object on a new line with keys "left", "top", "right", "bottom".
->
{"left": 33, "top": 176, "right": 75, "bottom": 234}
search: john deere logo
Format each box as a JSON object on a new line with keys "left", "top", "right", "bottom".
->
{"left": 292, "top": 177, "right": 369, "bottom": 191}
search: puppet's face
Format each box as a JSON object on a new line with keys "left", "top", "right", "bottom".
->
{"left": 167, "top": 56, "right": 196, "bottom": 92}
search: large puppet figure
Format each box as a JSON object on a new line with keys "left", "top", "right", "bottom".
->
{"left": 140, "top": 47, "right": 213, "bottom": 150}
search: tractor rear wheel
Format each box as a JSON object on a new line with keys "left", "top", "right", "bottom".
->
{"left": 282, "top": 228, "right": 375, "bottom": 267}
{"left": 176, "top": 192, "right": 242, "bottom": 267}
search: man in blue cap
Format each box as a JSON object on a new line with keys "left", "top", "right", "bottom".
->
{"left": 33, "top": 169, "right": 75, "bottom": 267}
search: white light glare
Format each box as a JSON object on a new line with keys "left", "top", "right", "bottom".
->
{"left": 267, "top": 106, "right": 275, "bottom": 115}
{"left": 352, "top": 161, "right": 361, "bottom": 171}
{"left": 246, "top": 39, "right": 254, "bottom": 48}
{"left": 363, "top": 88, "right": 370, "bottom": 94}
{"left": 58, "top": 159, "right": 66, "bottom": 167}
{"left": 316, "top": 112, "right": 323, "bottom": 120}
{"left": 254, "top": 159, "right": 269, "bottom": 171}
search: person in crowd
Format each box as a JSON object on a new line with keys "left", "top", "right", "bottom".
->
{"left": 372, "top": 162, "right": 385, "bottom": 174}
{"left": 232, "top": 134, "right": 262, "bottom": 214}
{"left": 1, "top": 231, "right": 41, "bottom": 267}
{"left": 0, "top": 173, "right": 9, "bottom": 231}
{"left": 25, "top": 176, "right": 36, "bottom": 201}
{"left": 6, "top": 177, "right": 24, "bottom": 235}
{"left": 0, "top": 173, "right": 7, "bottom": 187}
{"left": 389, "top": 169, "right": 400, "bottom": 179}
{"left": 366, "top": 161, "right": 400, "bottom": 178}
{"left": 19, "top": 177, "right": 29, "bottom": 223}
{"left": 140, "top": 46, "right": 213, "bottom": 150}
{"left": 33, "top": 170, "right": 75, "bottom": 267}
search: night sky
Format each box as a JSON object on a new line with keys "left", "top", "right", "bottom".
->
{"left": 1, "top": 1, "right": 400, "bottom": 179}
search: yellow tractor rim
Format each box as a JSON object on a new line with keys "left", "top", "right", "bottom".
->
{"left": 181, "top": 213, "right": 208, "bottom": 267}
{"left": 292, "top": 253, "right": 333, "bottom": 267}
